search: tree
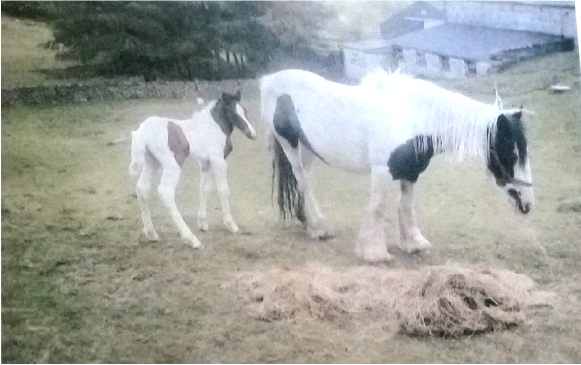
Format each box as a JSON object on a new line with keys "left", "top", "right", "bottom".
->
{"left": 255, "top": 2, "right": 342, "bottom": 77}
{"left": 1, "top": 2, "right": 58, "bottom": 21}
{"left": 42, "top": 1, "right": 353, "bottom": 81}
{"left": 48, "top": 1, "right": 278, "bottom": 80}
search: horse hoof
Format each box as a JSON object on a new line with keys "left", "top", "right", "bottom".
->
{"left": 184, "top": 235, "right": 202, "bottom": 248}
{"left": 198, "top": 216, "right": 209, "bottom": 231}
{"left": 402, "top": 237, "right": 432, "bottom": 254}
{"left": 309, "top": 231, "right": 335, "bottom": 241}
{"left": 357, "top": 250, "right": 392, "bottom": 263}
{"left": 225, "top": 222, "right": 239, "bottom": 233}
{"left": 143, "top": 228, "right": 159, "bottom": 241}
{"left": 308, "top": 230, "right": 334, "bottom": 240}
{"left": 192, "top": 241, "right": 203, "bottom": 249}
{"left": 307, "top": 223, "right": 334, "bottom": 240}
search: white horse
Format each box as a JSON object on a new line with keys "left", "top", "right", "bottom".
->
{"left": 260, "top": 69, "right": 534, "bottom": 263}
{"left": 129, "top": 90, "right": 257, "bottom": 248}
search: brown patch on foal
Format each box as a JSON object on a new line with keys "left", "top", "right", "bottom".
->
{"left": 167, "top": 121, "right": 190, "bottom": 166}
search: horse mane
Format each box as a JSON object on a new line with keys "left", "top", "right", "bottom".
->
{"left": 360, "top": 69, "right": 514, "bottom": 162}
{"left": 192, "top": 99, "right": 217, "bottom": 118}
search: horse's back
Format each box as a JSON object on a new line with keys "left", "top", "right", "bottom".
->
{"left": 260, "top": 70, "right": 379, "bottom": 172}
{"left": 260, "top": 69, "right": 350, "bottom": 98}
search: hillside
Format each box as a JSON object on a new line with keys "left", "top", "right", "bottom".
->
{"left": 1, "top": 15, "right": 75, "bottom": 88}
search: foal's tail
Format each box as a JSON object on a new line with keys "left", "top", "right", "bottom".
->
{"left": 270, "top": 133, "right": 306, "bottom": 223}
{"left": 129, "top": 130, "right": 146, "bottom": 177}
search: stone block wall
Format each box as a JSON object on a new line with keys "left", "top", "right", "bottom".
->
{"left": 1, "top": 79, "right": 254, "bottom": 108}
{"left": 449, "top": 58, "right": 466, "bottom": 77}
{"left": 445, "top": 2, "right": 572, "bottom": 36}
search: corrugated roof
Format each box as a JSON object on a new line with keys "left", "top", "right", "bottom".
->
{"left": 384, "top": 2, "right": 445, "bottom": 22}
{"left": 446, "top": 0, "right": 575, "bottom": 7}
{"left": 343, "top": 38, "right": 394, "bottom": 51}
{"left": 391, "top": 23, "right": 565, "bottom": 61}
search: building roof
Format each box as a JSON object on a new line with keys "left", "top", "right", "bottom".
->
{"left": 446, "top": 0, "right": 575, "bottom": 7}
{"left": 391, "top": 23, "right": 565, "bottom": 61}
{"left": 384, "top": 2, "right": 445, "bottom": 22}
{"left": 343, "top": 38, "right": 394, "bottom": 52}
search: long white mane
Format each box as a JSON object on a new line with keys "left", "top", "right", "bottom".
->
{"left": 361, "top": 69, "right": 508, "bottom": 161}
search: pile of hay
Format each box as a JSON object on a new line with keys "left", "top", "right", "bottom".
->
{"left": 231, "top": 264, "right": 554, "bottom": 337}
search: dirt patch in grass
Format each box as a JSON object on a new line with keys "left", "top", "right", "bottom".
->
{"left": 556, "top": 197, "right": 581, "bottom": 213}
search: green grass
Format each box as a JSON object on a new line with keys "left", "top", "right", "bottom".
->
{"left": 2, "top": 51, "right": 581, "bottom": 363}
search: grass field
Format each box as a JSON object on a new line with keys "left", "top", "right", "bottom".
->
{"left": 2, "top": 43, "right": 581, "bottom": 363}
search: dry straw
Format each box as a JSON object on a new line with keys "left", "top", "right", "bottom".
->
{"left": 232, "top": 264, "right": 554, "bottom": 337}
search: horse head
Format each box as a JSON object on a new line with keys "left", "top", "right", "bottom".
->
{"left": 214, "top": 90, "right": 257, "bottom": 140}
{"left": 487, "top": 108, "right": 534, "bottom": 214}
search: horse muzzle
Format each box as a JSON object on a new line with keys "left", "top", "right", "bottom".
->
{"left": 245, "top": 126, "right": 258, "bottom": 140}
{"left": 518, "top": 202, "right": 531, "bottom": 214}
{"left": 508, "top": 188, "right": 532, "bottom": 214}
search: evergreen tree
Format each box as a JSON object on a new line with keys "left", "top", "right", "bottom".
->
{"left": 35, "top": 1, "right": 351, "bottom": 80}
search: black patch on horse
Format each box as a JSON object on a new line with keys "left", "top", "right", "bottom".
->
{"left": 224, "top": 135, "right": 233, "bottom": 159}
{"left": 211, "top": 99, "right": 235, "bottom": 137}
{"left": 210, "top": 91, "right": 244, "bottom": 160}
{"left": 388, "top": 136, "right": 435, "bottom": 182}
{"left": 487, "top": 112, "right": 527, "bottom": 186}
{"left": 273, "top": 94, "right": 327, "bottom": 163}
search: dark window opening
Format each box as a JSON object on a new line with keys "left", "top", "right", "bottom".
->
{"left": 417, "top": 52, "right": 426, "bottom": 67}
{"left": 440, "top": 56, "right": 450, "bottom": 72}
{"left": 466, "top": 60, "right": 477, "bottom": 76}
{"left": 395, "top": 47, "right": 404, "bottom": 60}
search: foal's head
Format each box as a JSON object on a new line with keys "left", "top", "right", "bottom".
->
{"left": 211, "top": 90, "right": 257, "bottom": 140}
{"left": 487, "top": 109, "right": 534, "bottom": 214}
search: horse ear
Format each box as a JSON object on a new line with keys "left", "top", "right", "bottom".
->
{"left": 514, "top": 104, "right": 523, "bottom": 120}
{"left": 221, "top": 92, "right": 230, "bottom": 102}
{"left": 234, "top": 89, "right": 241, "bottom": 101}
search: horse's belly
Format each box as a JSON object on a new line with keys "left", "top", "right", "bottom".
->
{"left": 302, "top": 124, "right": 370, "bottom": 173}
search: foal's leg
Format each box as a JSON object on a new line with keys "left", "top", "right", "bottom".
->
{"left": 398, "top": 180, "right": 431, "bottom": 253}
{"left": 210, "top": 157, "right": 239, "bottom": 233}
{"left": 135, "top": 152, "right": 160, "bottom": 241}
{"left": 356, "top": 166, "right": 391, "bottom": 262}
{"left": 197, "top": 159, "right": 213, "bottom": 231}
{"left": 158, "top": 157, "right": 202, "bottom": 248}
{"left": 280, "top": 140, "right": 332, "bottom": 239}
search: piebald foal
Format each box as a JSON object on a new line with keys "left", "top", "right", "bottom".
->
{"left": 129, "top": 91, "right": 257, "bottom": 247}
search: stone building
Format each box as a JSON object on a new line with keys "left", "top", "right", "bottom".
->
{"left": 342, "top": 1, "right": 577, "bottom": 80}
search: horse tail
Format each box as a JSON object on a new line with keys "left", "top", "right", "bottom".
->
{"left": 270, "top": 132, "right": 306, "bottom": 223}
{"left": 129, "top": 130, "right": 145, "bottom": 177}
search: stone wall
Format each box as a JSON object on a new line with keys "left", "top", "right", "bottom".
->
{"left": 1, "top": 78, "right": 255, "bottom": 108}
{"left": 446, "top": 2, "right": 576, "bottom": 37}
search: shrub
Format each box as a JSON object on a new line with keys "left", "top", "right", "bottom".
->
{"left": 2, "top": 0, "right": 56, "bottom": 20}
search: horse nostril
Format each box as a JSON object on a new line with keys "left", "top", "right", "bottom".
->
{"left": 522, "top": 203, "right": 531, "bottom": 214}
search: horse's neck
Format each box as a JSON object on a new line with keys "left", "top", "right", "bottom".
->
{"left": 410, "top": 93, "right": 498, "bottom": 161}
{"left": 182, "top": 107, "right": 209, "bottom": 129}
{"left": 182, "top": 106, "right": 226, "bottom": 143}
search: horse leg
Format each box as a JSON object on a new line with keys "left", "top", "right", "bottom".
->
{"left": 356, "top": 166, "right": 391, "bottom": 262}
{"left": 197, "top": 159, "right": 213, "bottom": 231}
{"left": 135, "top": 152, "right": 160, "bottom": 241}
{"left": 210, "top": 157, "right": 239, "bottom": 233}
{"left": 398, "top": 180, "right": 431, "bottom": 253}
{"left": 157, "top": 157, "right": 202, "bottom": 248}
{"left": 282, "top": 140, "right": 332, "bottom": 239}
